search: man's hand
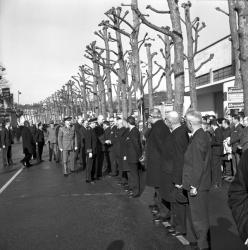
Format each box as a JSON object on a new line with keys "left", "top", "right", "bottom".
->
{"left": 2, "top": 145, "right": 5, "bottom": 149}
{"left": 89, "top": 153, "right": 93, "bottom": 158}
{"left": 190, "top": 186, "right": 197, "bottom": 196}
{"left": 123, "top": 156, "right": 127, "bottom": 160}
{"left": 244, "top": 238, "right": 248, "bottom": 246}
{"left": 75, "top": 147, "right": 78, "bottom": 151}
{"left": 60, "top": 148, "right": 63, "bottom": 152}
{"left": 175, "top": 184, "right": 183, "bottom": 189}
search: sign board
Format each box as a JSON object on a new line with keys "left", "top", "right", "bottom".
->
{"left": 1, "top": 88, "right": 10, "bottom": 97}
{"left": 228, "top": 102, "right": 244, "bottom": 109}
{"left": 227, "top": 87, "right": 244, "bottom": 109}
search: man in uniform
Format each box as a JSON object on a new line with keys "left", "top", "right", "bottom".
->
{"left": 58, "top": 117, "right": 77, "bottom": 176}
{"left": 47, "top": 121, "right": 58, "bottom": 162}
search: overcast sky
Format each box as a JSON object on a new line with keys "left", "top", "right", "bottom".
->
{"left": 0, "top": 0, "right": 229, "bottom": 104}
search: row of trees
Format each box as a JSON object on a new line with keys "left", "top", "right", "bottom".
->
{"left": 33, "top": 0, "right": 248, "bottom": 120}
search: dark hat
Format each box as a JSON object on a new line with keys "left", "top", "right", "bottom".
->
{"left": 88, "top": 117, "right": 97, "bottom": 123}
{"left": 63, "top": 117, "right": 72, "bottom": 122}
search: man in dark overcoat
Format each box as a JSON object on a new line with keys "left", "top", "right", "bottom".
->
{"left": 21, "top": 120, "right": 34, "bottom": 167}
{"left": 145, "top": 108, "right": 171, "bottom": 217}
{"left": 80, "top": 119, "right": 88, "bottom": 170}
{"left": 85, "top": 118, "right": 97, "bottom": 183}
{"left": 74, "top": 116, "right": 83, "bottom": 168}
{"left": 183, "top": 110, "right": 212, "bottom": 250}
{"left": 165, "top": 111, "right": 189, "bottom": 235}
{"left": 123, "top": 116, "right": 142, "bottom": 198}
{"left": 210, "top": 119, "right": 224, "bottom": 188}
{"left": 94, "top": 115, "right": 105, "bottom": 178}
{"left": 229, "top": 115, "right": 243, "bottom": 175}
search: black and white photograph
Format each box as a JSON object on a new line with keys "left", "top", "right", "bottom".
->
{"left": 0, "top": 0, "right": 248, "bottom": 249}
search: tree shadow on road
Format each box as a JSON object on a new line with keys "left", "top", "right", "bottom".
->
{"left": 211, "top": 217, "right": 247, "bottom": 250}
{"left": 106, "top": 240, "right": 125, "bottom": 250}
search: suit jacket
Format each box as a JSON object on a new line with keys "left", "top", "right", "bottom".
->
{"left": 211, "top": 127, "right": 224, "bottom": 156}
{"left": 230, "top": 123, "right": 243, "bottom": 153}
{"left": 85, "top": 127, "right": 97, "bottom": 155}
{"left": 183, "top": 128, "right": 212, "bottom": 191}
{"left": 58, "top": 126, "right": 77, "bottom": 151}
{"left": 35, "top": 129, "right": 45, "bottom": 144}
{"left": 146, "top": 119, "right": 171, "bottom": 187}
{"left": 125, "top": 127, "right": 142, "bottom": 163}
{"left": 229, "top": 149, "right": 248, "bottom": 242}
{"left": 171, "top": 125, "right": 189, "bottom": 185}
{"left": 1, "top": 127, "right": 13, "bottom": 147}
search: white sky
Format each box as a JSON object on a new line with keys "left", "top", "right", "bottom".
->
{"left": 0, "top": 0, "right": 229, "bottom": 104}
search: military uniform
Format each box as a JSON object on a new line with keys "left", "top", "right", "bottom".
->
{"left": 58, "top": 124, "right": 77, "bottom": 175}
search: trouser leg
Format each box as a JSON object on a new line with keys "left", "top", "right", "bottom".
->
{"left": 128, "top": 163, "right": 140, "bottom": 196}
{"left": 188, "top": 191, "right": 210, "bottom": 249}
{"left": 69, "top": 150, "right": 75, "bottom": 171}
{"left": 109, "top": 151, "right": 117, "bottom": 175}
{"left": 62, "top": 150, "right": 69, "bottom": 174}
{"left": 7, "top": 146, "right": 12, "bottom": 164}
{"left": 171, "top": 201, "right": 187, "bottom": 234}
{"left": 86, "top": 155, "right": 94, "bottom": 181}
{"left": 212, "top": 155, "right": 222, "bottom": 186}
{"left": 95, "top": 151, "right": 104, "bottom": 178}
{"left": 2, "top": 147, "right": 8, "bottom": 166}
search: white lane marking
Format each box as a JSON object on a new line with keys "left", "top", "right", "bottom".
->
{"left": 162, "top": 221, "right": 190, "bottom": 246}
{"left": 0, "top": 167, "right": 24, "bottom": 194}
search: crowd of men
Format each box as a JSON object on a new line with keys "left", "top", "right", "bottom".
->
{"left": 1, "top": 109, "right": 248, "bottom": 250}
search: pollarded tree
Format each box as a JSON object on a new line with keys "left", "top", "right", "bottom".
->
{"left": 182, "top": 1, "right": 214, "bottom": 110}
{"left": 135, "top": 1, "right": 185, "bottom": 114}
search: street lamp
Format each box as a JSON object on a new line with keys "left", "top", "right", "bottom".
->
{"left": 18, "top": 90, "right": 21, "bottom": 106}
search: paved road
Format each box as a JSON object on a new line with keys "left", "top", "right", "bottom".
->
{"left": 0, "top": 143, "right": 246, "bottom": 250}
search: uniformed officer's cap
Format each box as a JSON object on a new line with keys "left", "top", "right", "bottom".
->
{"left": 88, "top": 117, "right": 97, "bottom": 123}
{"left": 64, "top": 117, "right": 72, "bottom": 122}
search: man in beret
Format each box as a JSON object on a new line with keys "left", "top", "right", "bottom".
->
{"left": 58, "top": 117, "right": 77, "bottom": 176}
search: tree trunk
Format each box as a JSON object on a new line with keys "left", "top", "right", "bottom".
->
{"left": 167, "top": 0, "right": 185, "bottom": 114}
{"left": 145, "top": 43, "right": 154, "bottom": 110}
{"left": 236, "top": 0, "right": 248, "bottom": 116}
{"left": 228, "top": 0, "right": 242, "bottom": 88}
{"left": 164, "top": 34, "right": 173, "bottom": 103}
{"left": 103, "top": 27, "right": 114, "bottom": 116}
{"left": 115, "top": 8, "right": 128, "bottom": 118}
{"left": 183, "top": 3, "right": 198, "bottom": 110}
{"left": 131, "top": 0, "right": 141, "bottom": 111}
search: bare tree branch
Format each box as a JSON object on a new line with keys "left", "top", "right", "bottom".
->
{"left": 215, "top": 7, "right": 229, "bottom": 16}
{"left": 195, "top": 53, "right": 214, "bottom": 72}
{"left": 146, "top": 5, "right": 170, "bottom": 14}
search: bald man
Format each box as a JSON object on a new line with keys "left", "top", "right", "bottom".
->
{"left": 165, "top": 111, "right": 189, "bottom": 235}
{"left": 183, "top": 110, "right": 212, "bottom": 250}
